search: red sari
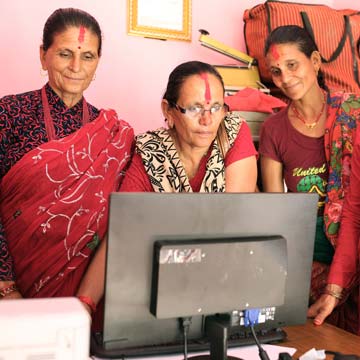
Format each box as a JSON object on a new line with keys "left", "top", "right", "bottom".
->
{"left": 0, "top": 109, "right": 133, "bottom": 298}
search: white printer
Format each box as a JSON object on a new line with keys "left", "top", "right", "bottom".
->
{"left": 0, "top": 297, "right": 91, "bottom": 360}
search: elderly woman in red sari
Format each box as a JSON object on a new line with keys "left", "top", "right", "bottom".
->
{"left": 0, "top": 8, "right": 134, "bottom": 322}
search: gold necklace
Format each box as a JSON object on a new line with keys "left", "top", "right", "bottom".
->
{"left": 291, "top": 91, "right": 327, "bottom": 130}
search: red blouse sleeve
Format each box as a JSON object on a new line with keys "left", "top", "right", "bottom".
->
{"left": 119, "top": 153, "right": 154, "bottom": 192}
{"left": 225, "top": 121, "right": 257, "bottom": 167}
{"left": 327, "top": 141, "right": 360, "bottom": 288}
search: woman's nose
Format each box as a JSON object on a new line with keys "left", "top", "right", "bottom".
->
{"left": 69, "top": 55, "right": 81, "bottom": 72}
{"left": 280, "top": 69, "right": 292, "bottom": 84}
{"left": 199, "top": 110, "right": 212, "bottom": 126}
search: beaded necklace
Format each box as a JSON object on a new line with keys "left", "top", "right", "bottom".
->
{"left": 291, "top": 91, "right": 326, "bottom": 130}
{"left": 41, "top": 85, "right": 90, "bottom": 141}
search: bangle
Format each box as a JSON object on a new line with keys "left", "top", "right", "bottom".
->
{"left": 77, "top": 295, "right": 97, "bottom": 314}
{"left": 324, "top": 289, "right": 343, "bottom": 300}
{"left": 0, "top": 283, "right": 18, "bottom": 298}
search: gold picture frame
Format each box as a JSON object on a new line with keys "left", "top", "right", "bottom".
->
{"left": 128, "top": 0, "right": 191, "bottom": 42}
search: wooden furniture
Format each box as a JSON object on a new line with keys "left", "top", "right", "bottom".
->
{"left": 282, "top": 320, "right": 360, "bottom": 358}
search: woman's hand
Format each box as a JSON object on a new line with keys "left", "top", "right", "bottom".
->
{"left": 0, "top": 281, "right": 22, "bottom": 300}
{"left": 2, "top": 290, "right": 22, "bottom": 299}
{"left": 307, "top": 293, "right": 339, "bottom": 325}
{"left": 307, "top": 284, "right": 342, "bottom": 325}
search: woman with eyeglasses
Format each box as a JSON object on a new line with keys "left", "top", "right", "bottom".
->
{"left": 119, "top": 61, "right": 257, "bottom": 193}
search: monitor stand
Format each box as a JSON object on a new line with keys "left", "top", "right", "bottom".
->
{"left": 187, "top": 315, "right": 243, "bottom": 360}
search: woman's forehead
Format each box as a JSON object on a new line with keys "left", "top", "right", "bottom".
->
{"left": 181, "top": 73, "right": 222, "bottom": 91}
{"left": 54, "top": 26, "right": 97, "bottom": 42}
{"left": 179, "top": 74, "right": 223, "bottom": 101}
{"left": 51, "top": 26, "right": 99, "bottom": 49}
{"left": 266, "top": 43, "right": 307, "bottom": 64}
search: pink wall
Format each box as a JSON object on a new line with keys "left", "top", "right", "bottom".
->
{"left": 0, "top": 0, "right": 356, "bottom": 134}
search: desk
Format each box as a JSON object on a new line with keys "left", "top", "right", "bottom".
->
{"left": 93, "top": 321, "right": 360, "bottom": 360}
{"left": 282, "top": 320, "right": 360, "bottom": 358}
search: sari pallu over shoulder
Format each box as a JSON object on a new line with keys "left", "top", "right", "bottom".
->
{"left": 322, "top": 92, "right": 360, "bottom": 334}
{"left": 0, "top": 109, "right": 134, "bottom": 298}
{"left": 136, "top": 113, "right": 242, "bottom": 193}
{"left": 324, "top": 91, "right": 360, "bottom": 246}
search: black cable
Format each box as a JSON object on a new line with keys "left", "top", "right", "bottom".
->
{"left": 249, "top": 325, "right": 262, "bottom": 348}
{"left": 182, "top": 317, "right": 192, "bottom": 360}
{"left": 250, "top": 325, "right": 270, "bottom": 360}
{"left": 326, "top": 350, "right": 360, "bottom": 360}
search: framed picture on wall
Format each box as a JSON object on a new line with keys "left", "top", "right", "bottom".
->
{"left": 127, "top": 0, "right": 191, "bottom": 41}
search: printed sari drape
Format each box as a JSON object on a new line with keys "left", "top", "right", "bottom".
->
{"left": 313, "top": 91, "right": 360, "bottom": 334}
{"left": 136, "top": 113, "right": 242, "bottom": 192}
{"left": 0, "top": 109, "right": 133, "bottom": 298}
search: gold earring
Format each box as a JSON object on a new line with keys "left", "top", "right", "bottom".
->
{"left": 168, "top": 121, "right": 174, "bottom": 129}
{"left": 40, "top": 68, "right": 48, "bottom": 77}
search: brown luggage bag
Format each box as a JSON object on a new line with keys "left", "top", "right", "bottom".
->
{"left": 243, "top": 0, "right": 360, "bottom": 93}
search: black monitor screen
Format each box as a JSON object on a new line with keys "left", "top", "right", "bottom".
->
{"left": 93, "top": 193, "right": 317, "bottom": 357}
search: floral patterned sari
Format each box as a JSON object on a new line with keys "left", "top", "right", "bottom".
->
{"left": 312, "top": 91, "right": 360, "bottom": 334}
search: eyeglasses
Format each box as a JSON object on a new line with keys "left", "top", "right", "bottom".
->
{"left": 171, "top": 103, "right": 228, "bottom": 119}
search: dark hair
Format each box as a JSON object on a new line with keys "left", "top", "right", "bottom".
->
{"left": 264, "top": 25, "right": 327, "bottom": 90}
{"left": 163, "top": 61, "right": 225, "bottom": 105}
{"left": 42, "top": 8, "right": 102, "bottom": 56}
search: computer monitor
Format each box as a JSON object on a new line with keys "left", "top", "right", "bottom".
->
{"left": 92, "top": 192, "right": 318, "bottom": 358}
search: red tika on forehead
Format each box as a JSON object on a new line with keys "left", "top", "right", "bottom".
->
{"left": 78, "top": 26, "right": 86, "bottom": 43}
{"left": 200, "top": 73, "right": 211, "bottom": 104}
{"left": 270, "top": 44, "right": 280, "bottom": 60}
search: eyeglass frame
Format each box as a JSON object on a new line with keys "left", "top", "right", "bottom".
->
{"left": 169, "top": 102, "right": 229, "bottom": 119}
